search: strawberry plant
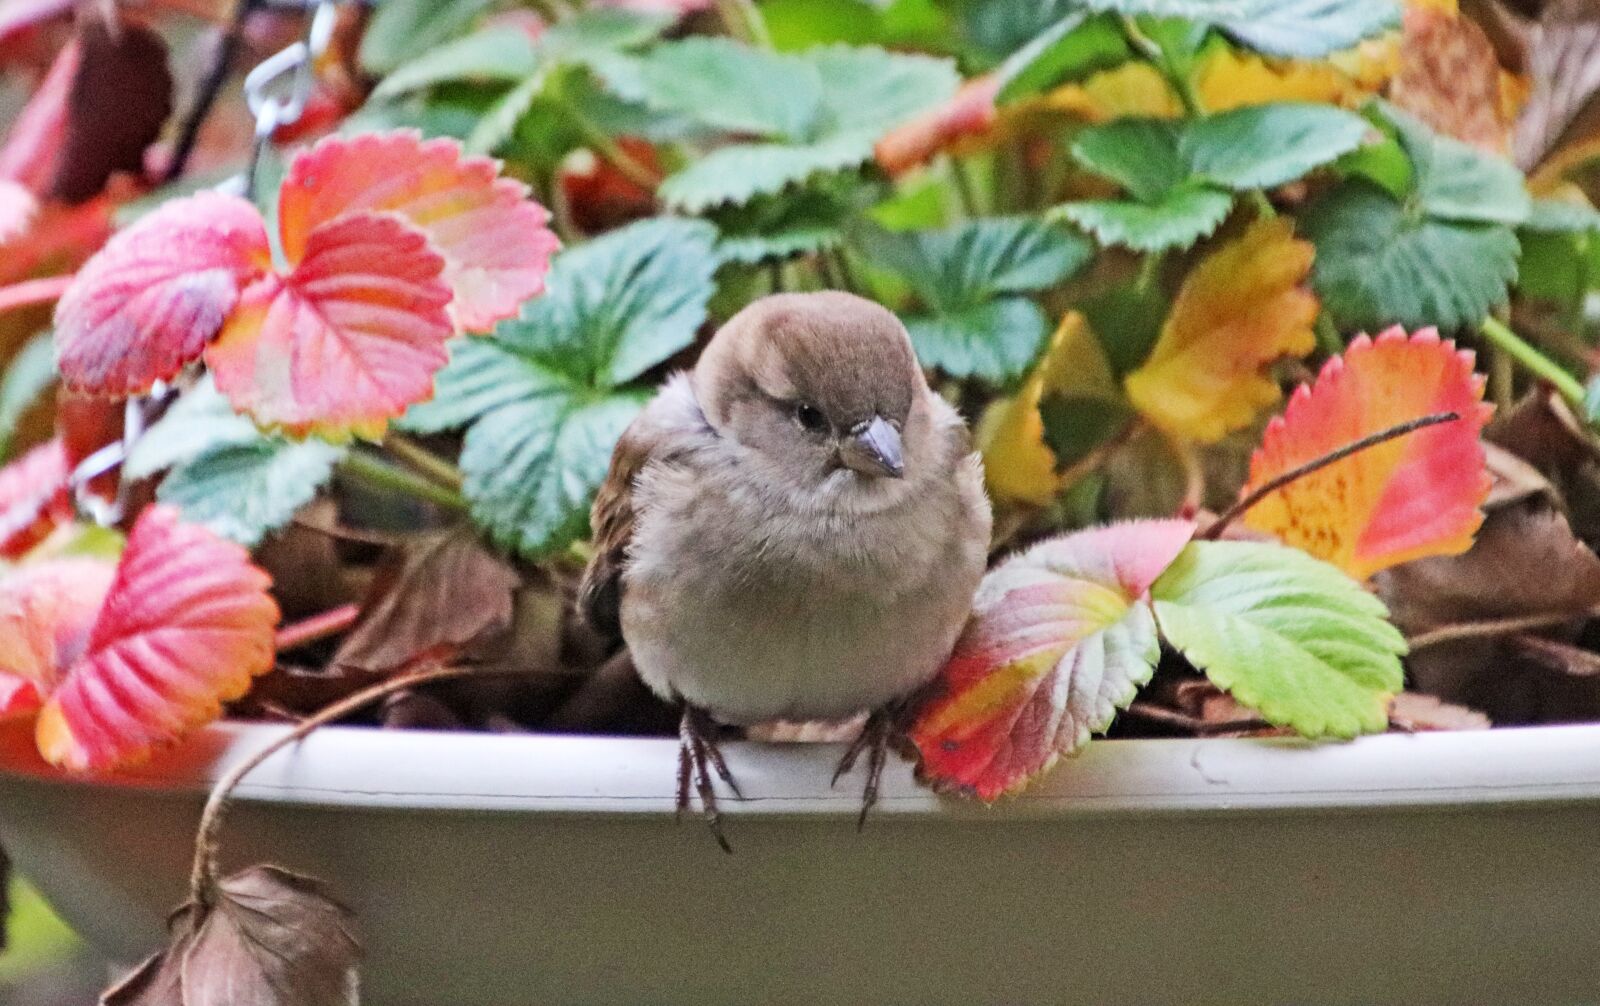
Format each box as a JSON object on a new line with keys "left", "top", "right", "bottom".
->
{"left": 4, "top": 0, "right": 1600, "bottom": 996}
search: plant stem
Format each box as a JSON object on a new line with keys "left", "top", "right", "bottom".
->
{"left": 1407, "top": 606, "right": 1600, "bottom": 651}
{"left": 339, "top": 450, "right": 469, "bottom": 512}
{"left": 1247, "top": 190, "right": 1276, "bottom": 219}
{"left": 383, "top": 433, "right": 465, "bottom": 490}
{"left": 1120, "top": 16, "right": 1203, "bottom": 117}
{"left": 164, "top": 0, "right": 256, "bottom": 184}
{"left": 551, "top": 97, "right": 660, "bottom": 191}
{"left": 1202, "top": 411, "right": 1461, "bottom": 540}
{"left": 948, "top": 156, "right": 981, "bottom": 219}
{"left": 275, "top": 603, "right": 360, "bottom": 652}
{"left": 188, "top": 663, "right": 480, "bottom": 904}
{"left": 1314, "top": 314, "right": 1343, "bottom": 355}
{"left": 714, "top": 0, "right": 770, "bottom": 46}
{"left": 1479, "top": 315, "right": 1587, "bottom": 407}
{"left": 0, "top": 274, "right": 74, "bottom": 314}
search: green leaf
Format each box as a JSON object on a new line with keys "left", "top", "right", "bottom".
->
{"left": 1071, "top": 119, "right": 1184, "bottom": 203}
{"left": 1525, "top": 199, "right": 1600, "bottom": 234}
{"left": 370, "top": 27, "right": 538, "bottom": 99}
{"left": 1055, "top": 185, "right": 1234, "bottom": 252}
{"left": 1303, "top": 180, "right": 1520, "bottom": 331}
{"left": 631, "top": 41, "right": 957, "bottom": 209}
{"left": 858, "top": 217, "right": 1089, "bottom": 381}
{"left": 1080, "top": 284, "right": 1167, "bottom": 377}
{"left": 465, "top": 68, "right": 550, "bottom": 155}
{"left": 158, "top": 439, "right": 342, "bottom": 547}
{"left": 1378, "top": 102, "right": 1530, "bottom": 226}
{"left": 1040, "top": 393, "right": 1137, "bottom": 466}
{"left": 629, "top": 37, "right": 825, "bottom": 139}
{"left": 126, "top": 380, "right": 342, "bottom": 546}
{"left": 540, "top": 9, "right": 674, "bottom": 59}
{"left": 1182, "top": 103, "right": 1371, "bottom": 190}
{"left": 1151, "top": 540, "right": 1406, "bottom": 738}
{"left": 460, "top": 392, "right": 646, "bottom": 557}
{"left": 406, "top": 218, "right": 718, "bottom": 558}
{"left": 359, "top": 0, "right": 495, "bottom": 75}
{"left": 995, "top": 13, "right": 1129, "bottom": 103}
{"left": 1079, "top": 0, "right": 1400, "bottom": 59}
{"left": 906, "top": 299, "right": 1053, "bottom": 383}
{"left": 0, "top": 332, "right": 55, "bottom": 461}
{"left": 713, "top": 182, "right": 863, "bottom": 264}
{"left": 658, "top": 133, "right": 874, "bottom": 212}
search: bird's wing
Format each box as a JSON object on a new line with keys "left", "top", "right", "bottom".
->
{"left": 579, "top": 375, "right": 707, "bottom": 640}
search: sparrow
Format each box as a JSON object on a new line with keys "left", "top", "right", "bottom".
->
{"left": 580, "top": 291, "right": 992, "bottom": 848}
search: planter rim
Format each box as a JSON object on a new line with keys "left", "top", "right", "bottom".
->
{"left": 1, "top": 719, "right": 1598, "bottom": 819}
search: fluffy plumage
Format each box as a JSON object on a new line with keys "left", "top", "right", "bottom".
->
{"left": 581, "top": 291, "right": 991, "bottom": 727}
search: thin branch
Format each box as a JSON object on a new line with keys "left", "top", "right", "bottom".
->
{"left": 338, "top": 450, "right": 468, "bottom": 512}
{"left": 1479, "top": 315, "right": 1586, "bottom": 408}
{"left": 0, "top": 274, "right": 73, "bottom": 314}
{"left": 1407, "top": 606, "right": 1600, "bottom": 652}
{"left": 1201, "top": 411, "right": 1462, "bottom": 540}
{"left": 383, "top": 433, "right": 464, "bottom": 491}
{"left": 190, "top": 662, "right": 480, "bottom": 904}
{"left": 163, "top": 0, "right": 257, "bottom": 184}
{"left": 274, "top": 603, "right": 360, "bottom": 652}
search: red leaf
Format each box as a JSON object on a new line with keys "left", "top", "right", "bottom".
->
{"left": 276, "top": 131, "right": 558, "bottom": 332}
{"left": 204, "top": 212, "right": 453, "bottom": 439}
{"left": 54, "top": 191, "right": 271, "bottom": 396}
{"left": 1241, "top": 326, "right": 1493, "bottom": 579}
{"left": 0, "top": 439, "right": 72, "bottom": 559}
{"left": 910, "top": 519, "right": 1196, "bottom": 800}
{"left": 35, "top": 505, "right": 279, "bottom": 772}
{"left": 0, "top": 557, "right": 114, "bottom": 721}
{"left": 49, "top": 17, "right": 173, "bottom": 203}
{"left": 0, "top": 34, "right": 75, "bottom": 192}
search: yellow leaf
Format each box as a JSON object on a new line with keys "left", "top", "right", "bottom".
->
{"left": 1124, "top": 218, "right": 1318, "bottom": 444}
{"left": 980, "top": 312, "right": 1120, "bottom": 505}
{"left": 1197, "top": 49, "right": 1382, "bottom": 111}
{"left": 1042, "top": 63, "right": 1181, "bottom": 123}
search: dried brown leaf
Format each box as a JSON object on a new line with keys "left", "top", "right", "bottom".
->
{"left": 331, "top": 529, "right": 519, "bottom": 674}
{"left": 50, "top": 17, "right": 172, "bottom": 202}
{"left": 102, "top": 865, "right": 359, "bottom": 1006}
{"left": 1514, "top": 0, "right": 1600, "bottom": 173}
{"left": 1389, "top": 691, "right": 1492, "bottom": 730}
{"left": 1394, "top": 7, "right": 1513, "bottom": 153}
{"left": 1508, "top": 632, "right": 1600, "bottom": 676}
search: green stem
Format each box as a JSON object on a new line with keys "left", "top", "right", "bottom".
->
{"left": 1247, "top": 189, "right": 1276, "bottom": 220}
{"left": 1314, "top": 314, "right": 1343, "bottom": 355}
{"left": 714, "top": 0, "right": 770, "bottom": 46}
{"left": 1479, "top": 316, "right": 1586, "bottom": 407}
{"left": 384, "top": 433, "right": 465, "bottom": 490}
{"left": 948, "top": 156, "right": 980, "bottom": 219}
{"left": 1136, "top": 251, "right": 1162, "bottom": 293}
{"left": 551, "top": 97, "right": 660, "bottom": 191}
{"left": 340, "top": 450, "right": 469, "bottom": 512}
{"left": 1120, "top": 16, "right": 1202, "bottom": 117}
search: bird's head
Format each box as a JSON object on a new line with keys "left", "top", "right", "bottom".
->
{"left": 694, "top": 291, "right": 932, "bottom": 491}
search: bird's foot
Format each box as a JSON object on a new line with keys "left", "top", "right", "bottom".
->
{"left": 831, "top": 704, "right": 904, "bottom": 831}
{"left": 676, "top": 704, "right": 742, "bottom": 853}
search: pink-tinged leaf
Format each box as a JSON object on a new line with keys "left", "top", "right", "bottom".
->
{"left": 0, "top": 35, "right": 75, "bottom": 192}
{"left": 204, "top": 212, "right": 453, "bottom": 440}
{"left": 1241, "top": 326, "right": 1493, "bottom": 580}
{"left": 875, "top": 75, "right": 1001, "bottom": 177}
{"left": 54, "top": 192, "right": 271, "bottom": 396}
{"left": 0, "top": 180, "right": 36, "bottom": 244}
{"left": 276, "top": 131, "right": 558, "bottom": 332}
{"left": 0, "top": 557, "right": 114, "bottom": 720}
{"left": 35, "top": 505, "right": 278, "bottom": 772}
{"left": 0, "top": 439, "right": 72, "bottom": 559}
{"left": 910, "top": 519, "right": 1196, "bottom": 801}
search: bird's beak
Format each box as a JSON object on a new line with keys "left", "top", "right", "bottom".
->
{"left": 840, "top": 416, "right": 904, "bottom": 478}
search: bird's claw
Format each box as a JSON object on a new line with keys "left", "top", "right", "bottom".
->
{"left": 677, "top": 704, "right": 741, "bottom": 853}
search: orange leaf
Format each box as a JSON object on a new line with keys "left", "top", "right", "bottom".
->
{"left": 1124, "top": 217, "right": 1318, "bottom": 443}
{"left": 54, "top": 191, "right": 271, "bottom": 396}
{"left": 35, "top": 505, "right": 279, "bottom": 772}
{"left": 276, "top": 131, "right": 558, "bottom": 332}
{"left": 875, "top": 75, "right": 1001, "bottom": 176}
{"left": 1241, "top": 326, "right": 1492, "bottom": 580}
{"left": 0, "top": 557, "right": 114, "bottom": 720}
{"left": 910, "top": 519, "right": 1195, "bottom": 800}
{"left": 205, "top": 212, "right": 453, "bottom": 440}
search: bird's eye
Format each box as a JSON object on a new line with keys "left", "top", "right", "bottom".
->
{"left": 795, "top": 402, "right": 827, "bottom": 433}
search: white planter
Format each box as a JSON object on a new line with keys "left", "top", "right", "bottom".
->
{"left": 1, "top": 718, "right": 1598, "bottom": 1005}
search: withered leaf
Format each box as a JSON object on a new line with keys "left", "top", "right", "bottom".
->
{"left": 1375, "top": 503, "right": 1600, "bottom": 633}
{"left": 1513, "top": 0, "right": 1600, "bottom": 173}
{"left": 330, "top": 528, "right": 519, "bottom": 674}
{"left": 1389, "top": 691, "right": 1492, "bottom": 730}
{"left": 1394, "top": 6, "right": 1513, "bottom": 153}
{"left": 51, "top": 17, "right": 172, "bottom": 202}
{"left": 102, "top": 865, "right": 359, "bottom": 1006}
